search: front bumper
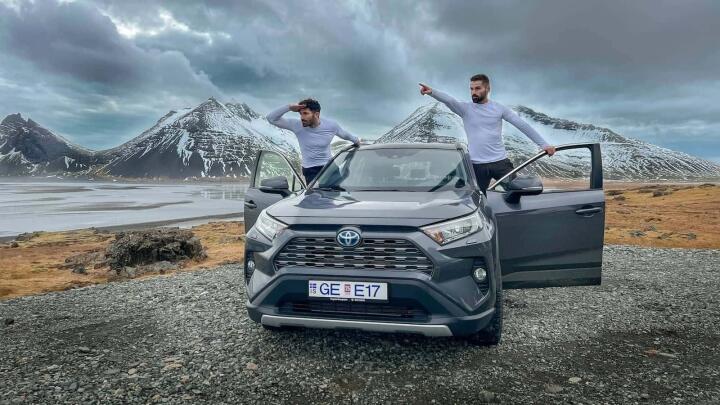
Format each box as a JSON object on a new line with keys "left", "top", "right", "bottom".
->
{"left": 244, "top": 225, "right": 497, "bottom": 337}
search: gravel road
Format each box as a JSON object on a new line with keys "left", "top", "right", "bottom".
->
{"left": 1, "top": 245, "right": 719, "bottom": 404}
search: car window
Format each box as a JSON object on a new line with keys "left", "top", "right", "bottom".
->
{"left": 315, "top": 148, "right": 469, "bottom": 192}
{"left": 253, "top": 151, "right": 303, "bottom": 192}
{"left": 493, "top": 147, "right": 592, "bottom": 193}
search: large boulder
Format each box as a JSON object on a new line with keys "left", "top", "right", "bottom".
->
{"left": 105, "top": 228, "right": 206, "bottom": 274}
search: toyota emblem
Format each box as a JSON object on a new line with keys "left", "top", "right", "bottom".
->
{"left": 336, "top": 229, "right": 361, "bottom": 247}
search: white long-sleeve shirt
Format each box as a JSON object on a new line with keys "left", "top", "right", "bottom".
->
{"left": 430, "top": 90, "right": 550, "bottom": 164}
{"left": 267, "top": 105, "right": 359, "bottom": 168}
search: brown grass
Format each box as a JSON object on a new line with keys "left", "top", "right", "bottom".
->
{"left": 604, "top": 183, "right": 720, "bottom": 249}
{"left": 0, "top": 222, "right": 245, "bottom": 300}
{"left": 1, "top": 182, "right": 718, "bottom": 300}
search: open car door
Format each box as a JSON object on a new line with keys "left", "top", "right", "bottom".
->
{"left": 486, "top": 143, "right": 605, "bottom": 289}
{"left": 244, "top": 150, "right": 305, "bottom": 230}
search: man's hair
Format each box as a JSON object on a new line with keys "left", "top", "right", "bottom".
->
{"left": 299, "top": 98, "right": 321, "bottom": 112}
{"left": 470, "top": 74, "right": 490, "bottom": 86}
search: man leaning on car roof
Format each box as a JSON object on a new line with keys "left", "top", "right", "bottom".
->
{"left": 267, "top": 99, "right": 360, "bottom": 184}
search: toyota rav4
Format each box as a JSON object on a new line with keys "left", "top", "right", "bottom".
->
{"left": 242, "top": 142, "right": 605, "bottom": 345}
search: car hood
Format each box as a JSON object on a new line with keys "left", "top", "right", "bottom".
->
{"left": 267, "top": 189, "right": 478, "bottom": 224}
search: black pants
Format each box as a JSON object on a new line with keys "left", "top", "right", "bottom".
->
{"left": 301, "top": 165, "right": 324, "bottom": 184}
{"left": 473, "top": 158, "right": 515, "bottom": 193}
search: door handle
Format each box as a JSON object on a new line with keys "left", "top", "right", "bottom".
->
{"left": 575, "top": 207, "right": 603, "bottom": 216}
{"left": 244, "top": 200, "right": 257, "bottom": 209}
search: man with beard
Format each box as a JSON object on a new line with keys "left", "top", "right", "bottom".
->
{"left": 419, "top": 74, "right": 556, "bottom": 193}
{"left": 267, "top": 98, "right": 360, "bottom": 183}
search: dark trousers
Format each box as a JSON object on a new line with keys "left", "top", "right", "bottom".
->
{"left": 473, "top": 158, "right": 515, "bottom": 193}
{"left": 301, "top": 165, "right": 324, "bottom": 184}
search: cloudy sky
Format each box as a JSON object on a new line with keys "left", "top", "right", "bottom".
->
{"left": 1, "top": 0, "right": 719, "bottom": 162}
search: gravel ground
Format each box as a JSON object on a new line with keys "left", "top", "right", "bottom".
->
{"left": 1, "top": 245, "right": 719, "bottom": 404}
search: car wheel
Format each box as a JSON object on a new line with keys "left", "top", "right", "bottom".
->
{"left": 466, "top": 283, "right": 503, "bottom": 346}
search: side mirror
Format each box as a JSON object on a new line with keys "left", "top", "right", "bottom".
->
{"left": 259, "top": 176, "right": 290, "bottom": 197}
{"left": 503, "top": 174, "right": 543, "bottom": 204}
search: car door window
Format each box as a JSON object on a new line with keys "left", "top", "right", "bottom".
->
{"left": 492, "top": 146, "right": 595, "bottom": 193}
{"left": 253, "top": 151, "right": 303, "bottom": 192}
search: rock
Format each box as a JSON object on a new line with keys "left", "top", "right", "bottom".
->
{"left": 246, "top": 362, "right": 258, "bottom": 371}
{"left": 145, "top": 261, "right": 178, "bottom": 274}
{"left": 644, "top": 348, "right": 677, "bottom": 358}
{"left": 544, "top": 384, "right": 563, "bottom": 394}
{"left": 613, "top": 195, "right": 626, "bottom": 201}
{"left": 477, "top": 390, "right": 496, "bottom": 402}
{"left": 568, "top": 377, "right": 582, "bottom": 384}
{"left": 72, "top": 266, "right": 87, "bottom": 275}
{"left": 62, "top": 251, "right": 106, "bottom": 270}
{"left": 105, "top": 228, "right": 206, "bottom": 274}
{"left": 120, "top": 267, "right": 137, "bottom": 278}
{"left": 68, "top": 382, "right": 78, "bottom": 391}
{"left": 9, "top": 241, "right": 19, "bottom": 248}
{"left": 104, "top": 368, "right": 120, "bottom": 375}
{"left": 77, "top": 346, "right": 91, "bottom": 353}
{"left": 4, "top": 318, "right": 14, "bottom": 326}
{"left": 15, "top": 231, "right": 41, "bottom": 241}
{"left": 128, "top": 368, "right": 137, "bottom": 375}
{"left": 629, "top": 230, "right": 646, "bottom": 238}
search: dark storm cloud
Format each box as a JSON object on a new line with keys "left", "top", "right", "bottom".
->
{"left": 0, "top": 0, "right": 718, "bottom": 160}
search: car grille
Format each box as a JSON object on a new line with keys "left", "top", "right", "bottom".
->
{"left": 274, "top": 237, "right": 434, "bottom": 275}
{"left": 279, "top": 299, "right": 428, "bottom": 321}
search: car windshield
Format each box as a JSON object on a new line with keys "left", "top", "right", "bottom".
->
{"left": 313, "top": 148, "right": 470, "bottom": 192}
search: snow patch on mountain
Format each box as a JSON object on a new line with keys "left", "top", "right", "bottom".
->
{"left": 100, "top": 97, "right": 300, "bottom": 178}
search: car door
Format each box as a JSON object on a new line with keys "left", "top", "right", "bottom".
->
{"left": 244, "top": 150, "right": 305, "bottom": 230}
{"left": 486, "top": 143, "right": 605, "bottom": 289}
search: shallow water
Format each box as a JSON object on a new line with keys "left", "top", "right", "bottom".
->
{"left": 0, "top": 179, "right": 248, "bottom": 237}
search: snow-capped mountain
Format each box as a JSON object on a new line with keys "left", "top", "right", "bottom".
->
{"left": 375, "top": 103, "right": 720, "bottom": 180}
{"left": 0, "top": 114, "right": 102, "bottom": 176}
{"left": 99, "top": 98, "right": 300, "bottom": 178}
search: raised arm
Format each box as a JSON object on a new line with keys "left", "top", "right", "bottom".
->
{"left": 419, "top": 83, "right": 466, "bottom": 117}
{"left": 266, "top": 105, "right": 301, "bottom": 131}
{"left": 502, "top": 106, "right": 554, "bottom": 154}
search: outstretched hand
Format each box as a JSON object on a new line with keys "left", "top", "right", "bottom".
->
{"left": 289, "top": 103, "right": 306, "bottom": 112}
{"left": 543, "top": 145, "right": 556, "bottom": 156}
{"left": 418, "top": 83, "right": 433, "bottom": 95}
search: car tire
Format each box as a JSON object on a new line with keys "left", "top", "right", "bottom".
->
{"left": 466, "top": 284, "right": 503, "bottom": 346}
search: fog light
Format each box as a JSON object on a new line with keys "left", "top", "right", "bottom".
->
{"left": 473, "top": 267, "right": 487, "bottom": 282}
{"left": 247, "top": 259, "right": 256, "bottom": 271}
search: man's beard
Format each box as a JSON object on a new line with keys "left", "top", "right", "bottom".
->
{"left": 301, "top": 120, "right": 310, "bottom": 127}
{"left": 472, "top": 95, "right": 486, "bottom": 103}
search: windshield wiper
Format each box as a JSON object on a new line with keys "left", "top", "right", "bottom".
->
{"left": 314, "top": 185, "right": 346, "bottom": 191}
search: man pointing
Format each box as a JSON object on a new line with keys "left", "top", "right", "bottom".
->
{"left": 267, "top": 99, "right": 360, "bottom": 183}
{"left": 419, "top": 74, "right": 555, "bottom": 193}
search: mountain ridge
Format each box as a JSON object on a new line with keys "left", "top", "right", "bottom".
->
{"left": 2, "top": 100, "right": 719, "bottom": 180}
{"left": 375, "top": 102, "right": 720, "bottom": 180}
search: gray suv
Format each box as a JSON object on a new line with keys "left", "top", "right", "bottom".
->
{"left": 243, "top": 142, "right": 604, "bottom": 345}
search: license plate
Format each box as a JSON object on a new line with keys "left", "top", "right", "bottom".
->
{"left": 308, "top": 280, "right": 388, "bottom": 301}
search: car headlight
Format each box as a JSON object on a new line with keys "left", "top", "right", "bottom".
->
{"left": 254, "top": 209, "right": 287, "bottom": 240}
{"left": 421, "top": 211, "right": 488, "bottom": 245}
